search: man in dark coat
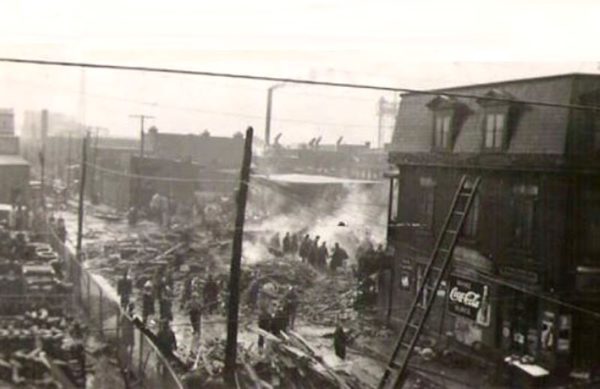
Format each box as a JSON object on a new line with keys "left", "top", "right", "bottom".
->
{"left": 284, "top": 287, "right": 299, "bottom": 329}
{"left": 156, "top": 321, "right": 177, "bottom": 358}
{"left": 142, "top": 281, "right": 155, "bottom": 325}
{"left": 258, "top": 308, "right": 272, "bottom": 351}
{"left": 333, "top": 321, "right": 348, "bottom": 360}
{"left": 159, "top": 285, "right": 173, "bottom": 322}
{"left": 330, "top": 243, "right": 349, "bottom": 273}
{"left": 282, "top": 232, "right": 291, "bottom": 254}
{"left": 117, "top": 270, "right": 133, "bottom": 309}
{"left": 186, "top": 292, "right": 202, "bottom": 335}
{"left": 308, "top": 236, "right": 320, "bottom": 267}
{"left": 317, "top": 241, "right": 329, "bottom": 271}
{"left": 298, "top": 234, "right": 310, "bottom": 263}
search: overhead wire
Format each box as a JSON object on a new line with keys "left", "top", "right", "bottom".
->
{"left": 1, "top": 57, "right": 600, "bottom": 112}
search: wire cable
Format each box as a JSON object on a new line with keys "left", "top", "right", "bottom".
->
{"left": 2, "top": 57, "right": 600, "bottom": 112}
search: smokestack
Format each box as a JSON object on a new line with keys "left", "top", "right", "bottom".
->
{"left": 336, "top": 137, "right": 344, "bottom": 146}
{"left": 41, "top": 109, "right": 48, "bottom": 143}
{"left": 274, "top": 133, "right": 282, "bottom": 145}
{"left": 308, "top": 138, "right": 316, "bottom": 147}
{"left": 315, "top": 136, "right": 322, "bottom": 146}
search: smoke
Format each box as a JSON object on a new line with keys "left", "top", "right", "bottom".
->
{"left": 242, "top": 177, "right": 387, "bottom": 264}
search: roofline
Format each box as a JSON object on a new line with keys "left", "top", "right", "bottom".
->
{"left": 400, "top": 72, "right": 600, "bottom": 97}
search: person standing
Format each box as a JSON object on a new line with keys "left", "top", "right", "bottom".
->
{"left": 247, "top": 272, "right": 261, "bottom": 312}
{"left": 159, "top": 285, "right": 173, "bottom": 322}
{"left": 203, "top": 275, "right": 219, "bottom": 315}
{"left": 257, "top": 307, "right": 272, "bottom": 351}
{"left": 186, "top": 292, "right": 202, "bottom": 336}
{"left": 282, "top": 232, "right": 291, "bottom": 255}
{"left": 156, "top": 321, "right": 177, "bottom": 358}
{"left": 142, "top": 281, "right": 155, "bottom": 325}
{"left": 284, "top": 287, "right": 299, "bottom": 330}
{"left": 299, "top": 234, "right": 311, "bottom": 263}
{"left": 317, "top": 241, "right": 329, "bottom": 271}
{"left": 330, "top": 243, "right": 349, "bottom": 273}
{"left": 117, "top": 270, "right": 133, "bottom": 310}
{"left": 308, "top": 236, "right": 320, "bottom": 267}
{"left": 290, "top": 233, "right": 299, "bottom": 256}
{"left": 333, "top": 320, "right": 348, "bottom": 360}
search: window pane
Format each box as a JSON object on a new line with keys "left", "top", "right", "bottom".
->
{"left": 443, "top": 117, "right": 451, "bottom": 147}
{"left": 495, "top": 113, "right": 505, "bottom": 148}
{"left": 485, "top": 114, "right": 495, "bottom": 148}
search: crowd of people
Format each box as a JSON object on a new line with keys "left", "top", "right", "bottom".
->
{"left": 269, "top": 231, "right": 350, "bottom": 274}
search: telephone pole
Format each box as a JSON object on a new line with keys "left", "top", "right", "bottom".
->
{"left": 76, "top": 132, "right": 89, "bottom": 261}
{"left": 224, "top": 126, "right": 254, "bottom": 385}
{"left": 129, "top": 114, "right": 154, "bottom": 157}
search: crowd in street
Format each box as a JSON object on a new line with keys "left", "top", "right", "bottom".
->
{"left": 269, "top": 231, "right": 350, "bottom": 273}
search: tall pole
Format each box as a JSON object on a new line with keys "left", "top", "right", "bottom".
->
{"left": 224, "top": 126, "right": 254, "bottom": 384}
{"left": 76, "top": 134, "right": 89, "bottom": 261}
{"left": 264, "top": 83, "right": 285, "bottom": 147}
{"left": 265, "top": 88, "right": 274, "bottom": 146}
{"left": 66, "top": 132, "right": 72, "bottom": 197}
{"left": 129, "top": 114, "right": 154, "bottom": 157}
{"left": 89, "top": 127, "right": 100, "bottom": 203}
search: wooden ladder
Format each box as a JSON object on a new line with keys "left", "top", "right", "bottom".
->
{"left": 378, "top": 175, "right": 481, "bottom": 389}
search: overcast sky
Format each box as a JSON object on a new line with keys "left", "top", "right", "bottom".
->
{"left": 0, "top": 0, "right": 598, "bottom": 145}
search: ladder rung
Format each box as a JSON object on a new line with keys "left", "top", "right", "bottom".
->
{"left": 458, "top": 192, "right": 472, "bottom": 197}
{"left": 446, "top": 230, "right": 458, "bottom": 234}
{"left": 401, "top": 342, "right": 412, "bottom": 349}
{"left": 431, "top": 266, "right": 444, "bottom": 273}
{"left": 453, "top": 211, "right": 465, "bottom": 216}
{"left": 407, "top": 322, "right": 419, "bottom": 331}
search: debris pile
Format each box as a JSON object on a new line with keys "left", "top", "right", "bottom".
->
{"left": 183, "top": 330, "right": 361, "bottom": 389}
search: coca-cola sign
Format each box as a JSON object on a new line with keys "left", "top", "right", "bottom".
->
{"left": 448, "top": 276, "right": 487, "bottom": 320}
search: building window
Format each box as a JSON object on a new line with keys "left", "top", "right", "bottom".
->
{"left": 462, "top": 193, "right": 480, "bottom": 238}
{"left": 434, "top": 114, "right": 452, "bottom": 149}
{"left": 419, "top": 177, "right": 435, "bottom": 227}
{"left": 484, "top": 112, "right": 506, "bottom": 149}
{"left": 513, "top": 185, "right": 538, "bottom": 249}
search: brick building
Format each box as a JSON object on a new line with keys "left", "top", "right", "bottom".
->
{"left": 384, "top": 74, "right": 600, "bottom": 380}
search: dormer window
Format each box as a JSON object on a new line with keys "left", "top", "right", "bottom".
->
{"left": 484, "top": 112, "right": 506, "bottom": 149}
{"left": 434, "top": 113, "right": 451, "bottom": 149}
{"left": 427, "top": 95, "right": 470, "bottom": 152}
{"left": 477, "top": 89, "right": 520, "bottom": 152}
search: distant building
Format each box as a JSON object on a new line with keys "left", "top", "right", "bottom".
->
{"left": 0, "top": 109, "right": 15, "bottom": 135}
{"left": 384, "top": 73, "right": 600, "bottom": 381}
{"left": 256, "top": 139, "right": 387, "bottom": 180}
{"left": 146, "top": 127, "right": 244, "bottom": 170}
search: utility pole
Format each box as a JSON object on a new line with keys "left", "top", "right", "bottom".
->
{"left": 264, "top": 84, "right": 285, "bottom": 146}
{"left": 224, "top": 126, "right": 254, "bottom": 384}
{"left": 89, "top": 127, "right": 100, "bottom": 204}
{"left": 66, "top": 132, "right": 72, "bottom": 198}
{"left": 129, "top": 114, "right": 154, "bottom": 157}
{"left": 76, "top": 133, "right": 89, "bottom": 261}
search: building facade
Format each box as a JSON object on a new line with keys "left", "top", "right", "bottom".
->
{"left": 384, "top": 74, "right": 600, "bottom": 380}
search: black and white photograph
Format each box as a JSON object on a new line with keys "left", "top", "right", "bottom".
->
{"left": 0, "top": 1, "right": 598, "bottom": 387}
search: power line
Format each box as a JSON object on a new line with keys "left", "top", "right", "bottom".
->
{"left": 3, "top": 76, "right": 379, "bottom": 130}
{"left": 2, "top": 57, "right": 600, "bottom": 112}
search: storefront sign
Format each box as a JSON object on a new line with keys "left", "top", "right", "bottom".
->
{"left": 448, "top": 276, "right": 488, "bottom": 321}
{"left": 499, "top": 266, "right": 539, "bottom": 284}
